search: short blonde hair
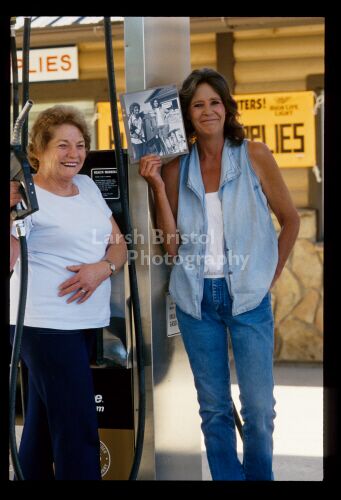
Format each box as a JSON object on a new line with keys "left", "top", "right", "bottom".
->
{"left": 28, "top": 105, "right": 91, "bottom": 171}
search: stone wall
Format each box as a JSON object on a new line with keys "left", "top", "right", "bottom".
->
{"left": 271, "top": 209, "right": 323, "bottom": 361}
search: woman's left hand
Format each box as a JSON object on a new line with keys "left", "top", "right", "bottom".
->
{"left": 58, "top": 262, "right": 111, "bottom": 304}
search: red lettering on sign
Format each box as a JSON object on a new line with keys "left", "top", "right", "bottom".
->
{"left": 61, "top": 54, "right": 71, "bottom": 71}
{"left": 46, "top": 56, "right": 58, "bottom": 72}
{"left": 17, "top": 57, "right": 36, "bottom": 73}
{"left": 15, "top": 51, "right": 76, "bottom": 79}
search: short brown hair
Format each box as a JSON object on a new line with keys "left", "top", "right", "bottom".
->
{"left": 179, "top": 67, "right": 245, "bottom": 145}
{"left": 28, "top": 105, "right": 91, "bottom": 171}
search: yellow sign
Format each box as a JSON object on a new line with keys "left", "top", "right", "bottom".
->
{"left": 97, "top": 102, "right": 127, "bottom": 151}
{"left": 234, "top": 91, "right": 316, "bottom": 168}
{"left": 98, "top": 91, "right": 316, "bottom": 168}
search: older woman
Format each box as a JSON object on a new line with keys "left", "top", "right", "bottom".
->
{"left": 139, "top": 68, "right": 300, "bottom": 481}
{"left": 10, "top": 105, "right": 127, "bottom": 480}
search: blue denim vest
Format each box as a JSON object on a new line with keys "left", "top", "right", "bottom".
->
{"left": 169, "top": 138, "right": 278, "bottom": 319}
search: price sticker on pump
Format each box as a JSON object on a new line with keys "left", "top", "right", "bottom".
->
{"left": 166, "top": 292, "right": 181, "bottom": 337}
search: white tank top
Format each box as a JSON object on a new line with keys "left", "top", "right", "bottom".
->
{"left": 204, "top": 192, "right": 225, "bottom": 278}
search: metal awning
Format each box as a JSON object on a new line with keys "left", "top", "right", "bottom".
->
{"left": 14, "top": 16, "right": 324, "bottom": 32}
{"left": 14, "top": 16, "right": 123, "bottom": 30}
{"left": 12, "top": 16, "right": 324, "bottom": 48}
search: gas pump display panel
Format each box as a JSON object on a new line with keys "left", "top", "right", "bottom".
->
{"left": 82, "top": 150, "right": 127, "bottom": 233}
{"left": 90, "top": 167, "right": 120, "bottom": 200}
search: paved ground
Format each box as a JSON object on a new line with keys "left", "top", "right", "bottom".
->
{"left": 10, "top": 361, "right": 323, "bottom": 481}
{"left": 201, "top": 361, "right": 323, "bottom": 481}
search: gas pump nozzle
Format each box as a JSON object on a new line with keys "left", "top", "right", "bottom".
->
{"left": 10, "top": 100, "right": 39, "bottom": 221}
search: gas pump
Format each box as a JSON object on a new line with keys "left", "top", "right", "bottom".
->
{"left": 81, "top": 149, "right": 141, "bottom": 480}
{"left": 9, "top": 100, "right": 39, "bottom": 482}
{"left": 9, "top": 16, "right": 38, "bottom": 481}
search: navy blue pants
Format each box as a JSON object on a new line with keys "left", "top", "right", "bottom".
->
{"left": 10, "top": 326, "right": 101, "bottom": 480}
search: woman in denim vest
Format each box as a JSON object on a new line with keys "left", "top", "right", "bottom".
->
{"left": 139, "top": 68, "right": 300, "bottom": 480}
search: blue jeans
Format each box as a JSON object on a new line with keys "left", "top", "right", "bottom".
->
{"left": 176, "top": 278, "right": 276, "bottom": 481}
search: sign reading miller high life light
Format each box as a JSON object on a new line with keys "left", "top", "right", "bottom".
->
{"left": 234, "top": 91, "right": 316, "bottom": 168}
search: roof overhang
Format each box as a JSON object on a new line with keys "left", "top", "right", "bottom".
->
{"left": 13, "top": 16, "right": 325, "bottom": 48}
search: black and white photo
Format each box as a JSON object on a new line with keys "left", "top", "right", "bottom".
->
{"left": 120, "top": 85, "right": 188, "bottom": 163}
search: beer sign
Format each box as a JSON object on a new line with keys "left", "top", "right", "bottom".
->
{"left": 97, "top": 102, "right": 127, "bottom": 150}
{"left": 234, "top": 91, "right": 316, "bottom": 168}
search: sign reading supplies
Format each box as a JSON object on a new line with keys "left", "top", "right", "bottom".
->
{"left": 234, "top": 91, "right": 316, "bottom": 168}
{"left": 15, "top": 46, "right": 79, "bottom": 83}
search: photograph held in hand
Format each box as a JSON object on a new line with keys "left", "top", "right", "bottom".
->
{"left": 120, "top": 84, "right": 188, "bottom": 163}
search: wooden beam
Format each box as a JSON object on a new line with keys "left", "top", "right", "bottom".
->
{"left": 216, "top": 32, "right": 235, "bottom": 93}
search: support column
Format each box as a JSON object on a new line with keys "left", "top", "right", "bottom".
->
{"left": 124, "top": 17, "right": 202, "bottom": 480}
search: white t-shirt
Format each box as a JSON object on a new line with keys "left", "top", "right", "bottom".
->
{"left": 10, "top": 174, "right": 113, "bottom": 330}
